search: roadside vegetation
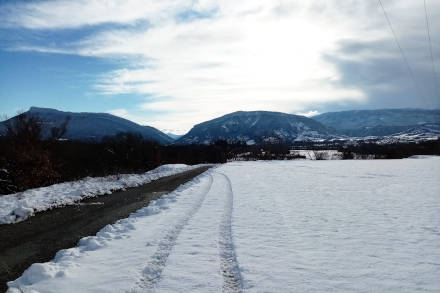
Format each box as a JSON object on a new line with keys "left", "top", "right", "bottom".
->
{"left": 0, "top": 113, "right": 225, "bottom": 194}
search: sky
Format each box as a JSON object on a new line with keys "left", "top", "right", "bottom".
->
{"left": 0, "top": 0, "right": 439, "bottom": 134}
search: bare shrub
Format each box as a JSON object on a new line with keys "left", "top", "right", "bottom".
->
{"left": 1, "top": 113, "right": 61, "bottom": 192}
{"left": 314, "top": 151, "right": 328, "bottom": 160}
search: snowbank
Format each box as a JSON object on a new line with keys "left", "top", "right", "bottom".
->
{"left": 0, "top": 164, "right": 206, "bottom": 224}
{"left": 408, "top": 155, "right": 440, "bottom": 159}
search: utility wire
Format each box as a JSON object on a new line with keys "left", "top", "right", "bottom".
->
{"left": 378, "top": 0, "right": 425, "bottom": 101}
{"left": 424, "top": 0, "right": 439, "bottom": 97}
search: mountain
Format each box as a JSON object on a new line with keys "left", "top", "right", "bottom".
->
{"left": 176, "top": 111, "right": 336, "bottom": 144}
{"left": 0, "top": 107, "right": 174, "bottom": 144}
{"left": 312, "top": 108, "right": 440, "bottom": 137}
{"left": 376, "top": 123, "right": 440, "bottom": 144}
{"left": 3, "top": 107, "right": 437, "bottom": 146}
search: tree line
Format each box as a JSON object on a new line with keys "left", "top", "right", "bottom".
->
{"left": 0, "top": 113, "right": 225, "bottom": 194}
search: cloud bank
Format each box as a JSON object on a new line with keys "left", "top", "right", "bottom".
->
{"left": 1, "top": 0, "right": 439, "bottom": 133}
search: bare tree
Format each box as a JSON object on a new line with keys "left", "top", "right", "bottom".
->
{"left": 2, "top": 113, "right": 60, "bottom": 192}
{"left": 5, "top": 112, "right": 42, "bottom": 144}
{"left": 314, "top": 151, "right": 328, "bottom": 160}
{"left": 308, "top": 150, "right": 329, "bottom": 160}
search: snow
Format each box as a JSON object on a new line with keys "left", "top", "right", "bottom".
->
{"left": 408, "top": 155, "right": 439, "bottom": 159}
{"left": 289, "top": 149, "right": 343, "bottom": 160}
{"left": 0, "top": 164, "right": 204, "bottom": 224}
{"left": 7, "top": 157, "right": 440, "bottom": 292}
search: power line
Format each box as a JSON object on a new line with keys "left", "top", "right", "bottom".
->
{"left": 424, "top": 0, "right": 439, "bottom": 97}
{"left": 378, "top": 0, "right": 425, "bottom": 101}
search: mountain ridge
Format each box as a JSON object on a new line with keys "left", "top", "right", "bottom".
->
{"left": 176, "top": 110, "right": 337, "bottom": 144}
{"left": 1, "top": 107, "right": 174, "bottom": 145}
{"left": 312, "top": 108, "right": 440, "bottom": 137}
{"left": 2, "top": 107, "right": 439, "bottom": 144}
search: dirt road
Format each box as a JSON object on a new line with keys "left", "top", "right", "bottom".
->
{"left": 0, "top": 166, "right": 211, "bottom": 292}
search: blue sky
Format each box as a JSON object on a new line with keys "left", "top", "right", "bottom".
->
{"left": 1, "top": 0, "right": 439, "bottom": 133}
{"left": 0, "top": 49, "right": 154, "bottom": 122}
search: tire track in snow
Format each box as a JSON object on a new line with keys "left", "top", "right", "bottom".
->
{"left": 137, "top": 174, "right": 214, "bottom": 291}
{"left": 217, "top": 172, "right": 244, "bottom": 293}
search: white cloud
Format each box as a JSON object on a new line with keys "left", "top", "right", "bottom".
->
{"left": 107, "top": 108, "right": 129, "bottom": 117}
{"left": 1, "top": 0, "right": 204, "bottom": 29}
{"left": 295, "top": 110, "right": 320, "bottom": 117}
{"left": 2, "top": 0, "right": 439, "bottom": 131}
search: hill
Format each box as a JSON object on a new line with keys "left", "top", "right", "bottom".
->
{"left": 312, "top": 109, "right": 440, "bottom": 137}
{"left": 0, "top": 107, "right": 174, "bottom": 144}
{"left": 176, "top": 111, "right": 336, "bottom": 144}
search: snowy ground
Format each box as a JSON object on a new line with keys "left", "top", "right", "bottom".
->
{"left": 0, "top": 164, "right": 205, "bottom": 224}
{"left": 7, "top": 157, "right": 440, "bottom": 292}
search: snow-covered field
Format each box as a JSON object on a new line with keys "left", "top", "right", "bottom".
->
{"left": 7, "top": 157, "right": 440, "bottom": 292}
{"left": 0, "top": 164, "right": 204, "bottom": 224}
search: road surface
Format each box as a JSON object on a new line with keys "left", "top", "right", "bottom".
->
{"left": 0, "top": 166, "right": 211, "bottom": 292}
